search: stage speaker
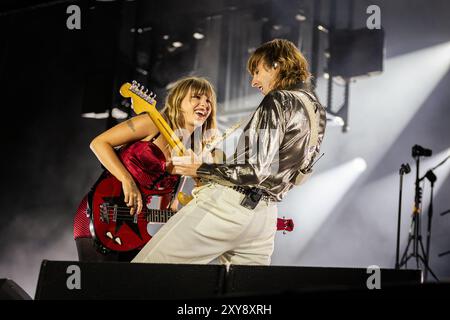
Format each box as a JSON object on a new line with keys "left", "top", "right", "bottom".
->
{"left": 329, "top": 28, "right": 384, "bottom": 78}
{"left": 226, "top": 265, "right": 421, "bottom": 296}
{"left": 0, "top": 279, "right": 32, "bottom": 300}
{"left": 35, "top": 260, "right": 226, "bottom": 300}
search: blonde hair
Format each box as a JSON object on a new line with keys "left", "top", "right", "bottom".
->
{"left": 160, "top": 76, "right": 217, "bottom": 148}
{"left": 247, "top": 39, "right": 311, "bottom": 91}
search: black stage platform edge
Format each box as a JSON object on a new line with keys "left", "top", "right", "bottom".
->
{"left": 215, "top": 282, "right": 450, "bottom": 302}
{"left": 34, "top": 260, "right": 427, "bottom": 300}
{"left": 35, "top": 260, "right": 226, "bottom": 300}
{"left": 226, "top": 264, "right": 422, "bottom": 295}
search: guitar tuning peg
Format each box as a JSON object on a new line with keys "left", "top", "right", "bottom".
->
{"left": 132, "top": 80, "right": 137, "bottom": 85}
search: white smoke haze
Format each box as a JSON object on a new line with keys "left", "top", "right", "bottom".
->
{"left": 0, "top": 205, "right": 77, "bottom": 298}
{"left": 268, "top": 41, "right": 450, "bottom": 274}
{"left": 272, "top": 158, "right": 368, "bottom": 266}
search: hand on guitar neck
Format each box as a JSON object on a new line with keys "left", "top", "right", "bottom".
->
{"left": 167, "top": 151, "right": 202, "bottom": 178}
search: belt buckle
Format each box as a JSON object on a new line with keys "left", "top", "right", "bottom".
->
{"left": 240, "top": 188, "right": 263, "bottom": 210}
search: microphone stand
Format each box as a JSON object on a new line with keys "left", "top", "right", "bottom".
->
{"left": 424, "top": 154, "right": 450, "bottom": 270}
{"left": 395, "top": 163, "right": 410, "bottom": 269}
{"left": 399, "top": 155, "right": 422, "bottom": 269}
{"left": 399, "top": 154, "right": 439, "bottom": 281}
{"left": 423, "top": 171, "right": 436, "bottom": 281}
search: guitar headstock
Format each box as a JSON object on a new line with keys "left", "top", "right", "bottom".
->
{"left": 120, "top": 81, "right": 157, "bottom": 115}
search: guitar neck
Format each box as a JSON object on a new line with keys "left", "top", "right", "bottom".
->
{"left": 202, "top": 121, "right": 243, "bottom": 156}
{"left": 145, "top": 208, "right": 176, "bottom": 223}
{"left": 146, "top": 112, "right": 186, "bottom": 157}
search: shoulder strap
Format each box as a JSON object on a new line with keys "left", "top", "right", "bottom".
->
{"left": 297, "top": 91, "right": 319, "bottom": 150}
{"left": 166, "top": 175, "right": 183, "bottom": 209}
{"left": 292, "top": 91, "right": 320, "bottom": 185}
{"left": 150, "top": 132, "right": 161, "bottom": 143}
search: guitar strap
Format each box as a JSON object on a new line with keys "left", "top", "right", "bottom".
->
{"left": 166, "top": 176, "right": 182, "bottom": 209}
{"left": 87, "top": 170, "right": 109, "bottom": 219}
{"left": 291, "top": 90, "right": 320, "bottom": 186}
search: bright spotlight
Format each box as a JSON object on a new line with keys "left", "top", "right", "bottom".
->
{"left": 353, "top": 158, "right": 367, "bottom": 172}
{"left": 317, "top": 25, "right": 329, "bottom": 33}
{"left": 193, "top": 32, "right": 205, "bottom": 40}
{"left": 81, "top": 111, "right": 109, "bottom": 119}
{"left": 326, "top": 112, "right": 345, "bottom": 127}
{"left": 272, "top": 157, "right": 368, "bottom": 265}
{"left": 295, "top": 13, "right": 306, "bottom": 22}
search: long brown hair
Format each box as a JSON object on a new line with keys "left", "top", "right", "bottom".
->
{"left": 160, "top": 76, "right": 217, "bottom": 148}
{"left": 247, "top": 39, "right": 311, "bottom": 91}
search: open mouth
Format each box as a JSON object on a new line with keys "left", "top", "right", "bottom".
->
{"left": 194, "top": 108, "right": 208, "bottom": 118}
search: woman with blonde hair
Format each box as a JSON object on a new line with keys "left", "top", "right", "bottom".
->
{"left": 73, "top": 76, "right": 217, "bottom": 262}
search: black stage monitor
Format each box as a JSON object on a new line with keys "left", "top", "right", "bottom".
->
{"left": 329, "top": 28, "right": 384, "bottom": 79}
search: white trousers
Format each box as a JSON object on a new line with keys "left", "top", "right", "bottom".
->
{"left": 131, "top": 183, "right": 278, "bottom": 265}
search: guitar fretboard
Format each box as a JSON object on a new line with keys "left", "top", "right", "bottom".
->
{"left": 146, "top": 209, "right": 176, "bottom": 223}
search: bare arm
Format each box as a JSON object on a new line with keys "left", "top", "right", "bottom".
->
{"left": 90, "top": 113, "right": 159, "bottom": 214}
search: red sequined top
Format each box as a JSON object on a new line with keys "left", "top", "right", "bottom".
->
{"left": 73, "top": 134, "right": 180, "bottom": 239}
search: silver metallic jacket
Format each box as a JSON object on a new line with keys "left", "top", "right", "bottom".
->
{"left": 197, "top": 86, "right": 327, "bottom": 202}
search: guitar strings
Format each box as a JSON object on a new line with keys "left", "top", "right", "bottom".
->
{"left": 104, "top": 213, "right": 174, "bottom": 219}
{"left": 99, "top": 207, "right": 176, "bottom": 221}
{"left": 102, "top": 210, "right": 174, "bottom": 214}
{"left": 100, "top": 215, "right": 172, "bottom": 221}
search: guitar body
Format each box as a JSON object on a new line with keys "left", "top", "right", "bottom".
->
{"left": 88, "top": 172, "right": 152, "bottom": 253}
{"left": 88, "top": 171, "right": 177, "bottom": 253}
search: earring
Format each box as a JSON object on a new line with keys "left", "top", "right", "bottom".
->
{"left": 273, "top": 62, "right": 278, "bottom": 69}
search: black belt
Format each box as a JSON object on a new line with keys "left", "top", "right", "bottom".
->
{"left": 230, "top": 185, "right": 273, "bottom": 202}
